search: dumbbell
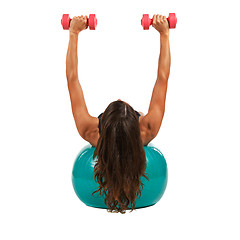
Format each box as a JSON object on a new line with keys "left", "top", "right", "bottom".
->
{"left": 141, "top": 13, "right": 177, "bottom": 30}
{"left": 61, "top": 14, "right": 97, "bottom": 30}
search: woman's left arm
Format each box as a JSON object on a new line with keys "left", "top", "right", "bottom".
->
{"left": 66, "top": 16, "right": 98, "bottom": 140}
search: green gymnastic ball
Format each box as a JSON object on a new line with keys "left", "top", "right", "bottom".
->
{"left": 72, "top": 143, "right": 168, "bottom": 209}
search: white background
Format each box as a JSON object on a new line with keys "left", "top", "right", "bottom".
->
{"left": 0, "top": 0, "right": 239, "bottom": 239}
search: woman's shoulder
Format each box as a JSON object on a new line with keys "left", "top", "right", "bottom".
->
{"left": 139, "top": 113, "right": 154, "bottom": 146}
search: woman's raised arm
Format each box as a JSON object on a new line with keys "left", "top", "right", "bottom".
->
{"left": 66, "top": 16, "right": 98, "bottom": 140}
{"left": 140, "top": 15, "right": 171, "bottom": 143}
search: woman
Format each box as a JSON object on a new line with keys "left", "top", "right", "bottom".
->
{"left": 66, "top": 14, "right": 171, "bottom": 213}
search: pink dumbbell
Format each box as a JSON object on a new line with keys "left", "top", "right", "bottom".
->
{"left": 61, "top": 14, "right": 97, "bottom": 30}
{"left": 141, "top": 13, "right": 177, "bottom": 30}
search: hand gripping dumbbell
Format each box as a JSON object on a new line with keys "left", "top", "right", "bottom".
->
{"left": 141, "top": 13, "right": 177, "bottom": 30}
{"left": 61, "top": 14, "right": 97, "bottom": 30}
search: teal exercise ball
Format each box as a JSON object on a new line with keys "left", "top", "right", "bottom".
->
{"left": 72, "top": 143, "right": 168, "bottom": 209}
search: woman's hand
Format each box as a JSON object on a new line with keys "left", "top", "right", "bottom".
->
{"left": 69, "top": 15, "right": 88, "bottom": 34}
{"left": 152, "top": 14, "right": 169, "bottom": 36}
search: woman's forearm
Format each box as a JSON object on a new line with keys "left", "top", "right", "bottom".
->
{"left": 66, "top": 32, "right": 79, "bottom": 81}
{"left": 157, "top": 34, "right": 171, "bottom": 81}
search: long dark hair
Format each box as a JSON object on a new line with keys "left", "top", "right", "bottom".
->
{"left": 92, "top": 100, "right": 149, "bottom": 213}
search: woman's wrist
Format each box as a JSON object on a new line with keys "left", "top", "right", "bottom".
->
{"left": 160, "top": 32, "right": 169, "bottom": 39}
{"left": 69, "top": 31, "right": 79, "bottom": 38}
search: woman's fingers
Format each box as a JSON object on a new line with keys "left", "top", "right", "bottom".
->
{"left": 160, "top": 15, "right": 164, "bottom": 23}
{"left": 152, "top": 14, "right": 156, "bottom": 25}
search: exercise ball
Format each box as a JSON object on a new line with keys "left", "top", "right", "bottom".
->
{"left": 72, "top": 143, "right": 168, "bottom": 209}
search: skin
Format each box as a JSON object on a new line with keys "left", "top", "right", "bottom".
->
{"left": 66, "top": 14, "right": 170, "bottom": 147}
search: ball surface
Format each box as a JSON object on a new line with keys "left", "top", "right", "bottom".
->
{"left": 72, "top": 143, "right": 168, "bottom": 209}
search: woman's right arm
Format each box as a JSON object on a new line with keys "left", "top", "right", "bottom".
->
{"left": 140, "top": 15, "right": 171, "bottom": 144}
